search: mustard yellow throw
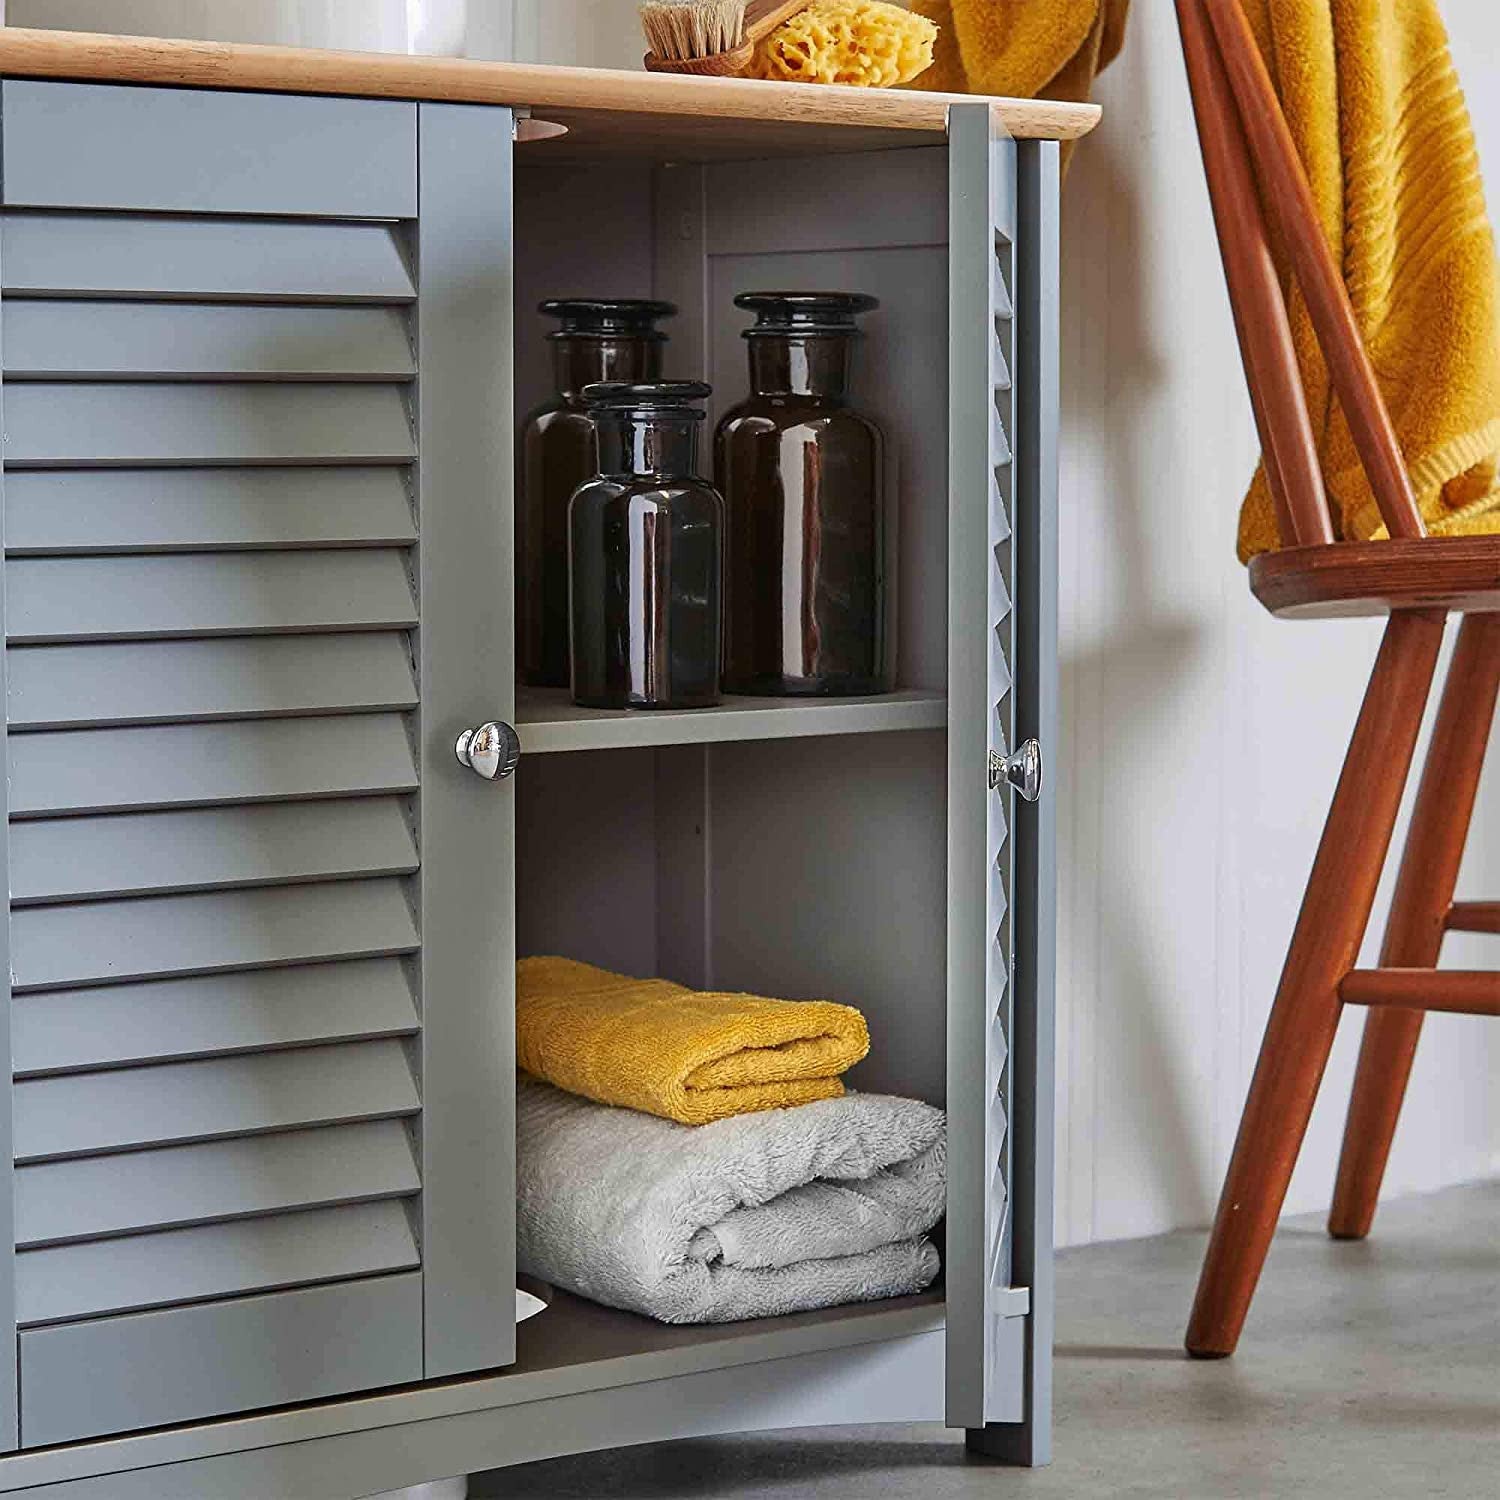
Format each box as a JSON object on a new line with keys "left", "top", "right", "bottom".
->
{"left": 1235, "top": 0, "right": 1500, "bottom": 558}
{"left": 516, "top": 956, "right": 871, "bottom": 1125}
{"left": 904, "top": 0, "right": 1129, "bottom": 110}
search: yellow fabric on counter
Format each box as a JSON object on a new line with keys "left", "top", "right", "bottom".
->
{"left": 903, "top": 0, "right": 1129, "bottom": 109}
{"left": 516, "top": 956, "right": 871, "bottom": 1125}
{"left": 1232, "top": 0, "right": 1500, "bottom": 558}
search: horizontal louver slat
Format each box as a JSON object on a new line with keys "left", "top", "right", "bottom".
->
{"left": 10, "top": 797, "right": 418, "bottom": 906}
{"left": 3, "top": 467, "right": 416, "bottom": 555}
{"left": 6, "top": 551, "right": 417, "bottom": 643}
{"left": 12, "top": 1040, "right": 420, "bottom": 1163}
{"left": 1, "top": 213, "right": 415, "bottom": 303}
{"left": 15, "top": 1120, "right": 420, "bottom": 1248}
{"left": 4, "top": 302, "right": 415, "bottom": 381}
{"left": 7, "top": 633, "right": 418, "bottom": 730}
{"left": 9, "top": 878, "right": 421, "bottom": 992}
{"left": 1, "top": 82, "right": 416, "bottom": 219}
{"left": 9, "top": 714, "right": 418, "bottom": 818}
{"left": 16, "top": 1200, "right": 420, "bottom": 1325}
{"left": 3, "top": 382, "right": 415, "bottom": 466}
{"left": 12, "top": 958, "right": 418, "bottom": 1077}
{"left": 20, "top": 1275, "right": 425, "bottom": 1449}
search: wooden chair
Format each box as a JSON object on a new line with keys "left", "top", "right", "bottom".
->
{"left": 1174, "top": 0, "right": 1500, "bottom": 1358}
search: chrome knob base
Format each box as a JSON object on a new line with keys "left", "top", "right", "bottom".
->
{"left": 989, "top": 739, "right": 1043, "bottom": 802}
{"left": 455, "top": 720, "right": 522, "bottom": 781}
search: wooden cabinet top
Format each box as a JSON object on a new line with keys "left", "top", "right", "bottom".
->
{"left": 0, "top": 25, "right": 1100, "bottom": 160}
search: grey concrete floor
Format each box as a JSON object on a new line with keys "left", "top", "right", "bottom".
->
{"left": 473, "top": 1181, "right": 1499, "bottom": 1499}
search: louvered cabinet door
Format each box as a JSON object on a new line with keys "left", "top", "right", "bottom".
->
{"left": 0, "top": 84, "right": 516, "bottom": 1449}
{"left": 945, "top": 106, "right": 1060, "bottom": 1463}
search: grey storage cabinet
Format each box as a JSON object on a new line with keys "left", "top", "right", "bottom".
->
{"left": 0, "top": 60, "right": 1065, "bottom": 1500}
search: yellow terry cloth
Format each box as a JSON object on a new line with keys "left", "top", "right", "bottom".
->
{"left": 903, "top": 0, "right": 1129, "bottom": 111}
{"left": 516, "top": 956, "right": 871, "bottom": 1125}
{"left": 1235, "top": 0, "right": 1500, "bottom": 559}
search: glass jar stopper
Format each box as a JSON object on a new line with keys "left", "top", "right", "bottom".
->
{"left": 539, "top": 298, "right": 677, "bottom": 341}
{"left": 734, "top": 292, "right": 879, "bottom": 338}
{"left": 581, "top": 380, "right": 712, "bottom": 418}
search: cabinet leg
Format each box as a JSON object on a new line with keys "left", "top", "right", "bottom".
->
{"left": 966, "top": 1420, "right": 1048, "bottom": 1466}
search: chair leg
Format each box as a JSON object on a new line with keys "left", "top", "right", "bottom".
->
{"left": 1186, "top": 611, "right": 1445, "bottom": 1358}
{"left": 1328, "top": 612, "right": 1500, "bottom": 1240}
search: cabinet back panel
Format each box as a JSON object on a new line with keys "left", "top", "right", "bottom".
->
{"left": 707, "top": 732, "right": 947, "bottom": 1106}
{"left": 513, "top": 153, "right": 948, "bottom": 691}
{"left": 513, "top": 164, "right": 655, "bottom": 425}
{"left": 514, "top": 747, "right": 660, "bottom": 978}
{"left": 512, "top": 736, "right": 945, "bottom": 1108}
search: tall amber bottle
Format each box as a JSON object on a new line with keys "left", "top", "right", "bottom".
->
{"left": 715, "top": 292, "right": 887, "bottom": 697}
{"left": 518, "top": 298, "right": 675, "bottom": 687}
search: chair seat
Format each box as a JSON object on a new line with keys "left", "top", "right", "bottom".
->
{"left": 1249, "top": 536, "right": 1500, "bottom": 618}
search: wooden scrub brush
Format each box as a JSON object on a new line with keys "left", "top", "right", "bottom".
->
{"left": 640, "top": 1, "right": 813, "bottom": 75}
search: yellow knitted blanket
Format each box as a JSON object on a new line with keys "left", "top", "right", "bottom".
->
{"left": 516, "top": 956, "right": 871, "bottom": 1125}
{"left": 1236, "top": 0, "right": 1500, "bottom": 558}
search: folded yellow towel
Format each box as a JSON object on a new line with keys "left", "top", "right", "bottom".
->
{"left": 516, "top": 956, "right": 871, "bottom": 1125}
{"left": 904, "top": 0, "right": 1129, "bottom": 108}
{"left": 1235, "top": 0, "right": 1500, "bottom": 558}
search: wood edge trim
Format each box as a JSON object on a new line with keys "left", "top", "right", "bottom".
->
{"left": 0, "top": 27, "right": 1102, "bottom": 140}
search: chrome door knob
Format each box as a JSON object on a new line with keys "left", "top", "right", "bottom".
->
{"left": 989, "top": 739, "right": 1043, "bottom": 802}
{"left": 455, "top": 720, "right": 521, "bottom": 781}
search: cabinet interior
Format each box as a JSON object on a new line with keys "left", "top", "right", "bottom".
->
{"left": 512, "top": 148, "right": 952, "bottom": 1116}
{"left": 510, "top": 146, "right": 955, "bottom": 1360}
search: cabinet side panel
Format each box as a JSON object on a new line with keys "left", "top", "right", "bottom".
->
{"left": 417, "top": 102, "right": 518, "bottom": 1378}
{"left": 0, "top": 154, "right": 17, "bottom": 1455}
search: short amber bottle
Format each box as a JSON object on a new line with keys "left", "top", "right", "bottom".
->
{"left": 569, "top": 381, "right": 723, "bottom": 710}
{"left": 715, "top": 292, "right": 887, "bottom": 697}
{"left": 518, "top": 298, "right": 675, "bottom": 688}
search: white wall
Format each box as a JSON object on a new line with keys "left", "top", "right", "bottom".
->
{"left": 13, "top": 0, "right": 1497, "bottom": 1248}
{"left": 4, "top": 1, "right": 514, "bottom": 56}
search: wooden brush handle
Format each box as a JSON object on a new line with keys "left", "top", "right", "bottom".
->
{"left": 644, "top": 0, "right": 812, "bottom": 76}
{"left": 744, "top": 0, "right": 814, "bottom": 47}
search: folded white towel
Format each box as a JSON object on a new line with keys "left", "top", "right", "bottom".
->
{"left": 516, "top": 1075, "right": 945, "bottom": 1324}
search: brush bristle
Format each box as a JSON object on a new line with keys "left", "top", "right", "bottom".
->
{"left": 640, "top": 0, "right": 746, "bottom": 61}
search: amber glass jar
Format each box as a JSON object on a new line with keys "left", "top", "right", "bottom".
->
{"left": 569, "top": 381, "right": 723, "bottom": 710}
{"left": 518, "top": 298, "right": 675, "bottom": 687}
{"left": 715, "top": 292, "right": 887, "bottom": 697}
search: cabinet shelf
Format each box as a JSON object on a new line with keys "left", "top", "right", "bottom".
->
{"left": 512, "top": 1284, "right": 947, "bottom": 1388}
{"left": 515, "top": 687, "right": 946, "bottom": 755}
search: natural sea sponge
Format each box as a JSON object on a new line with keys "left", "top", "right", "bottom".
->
{"left": 748, "top": 0, "right": 939, "bottom": 88}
